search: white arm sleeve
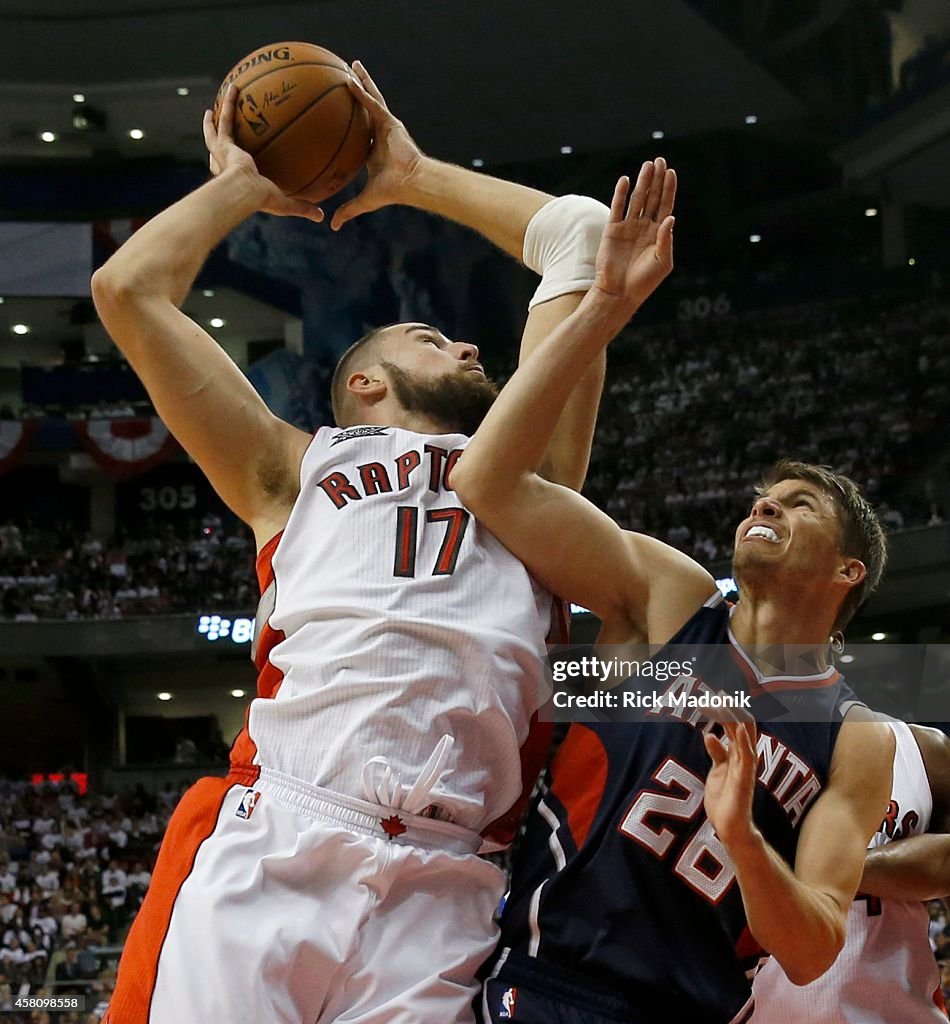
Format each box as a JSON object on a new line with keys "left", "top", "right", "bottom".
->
{"left": 522, "top": 194, "right": 610, "bottom": 310}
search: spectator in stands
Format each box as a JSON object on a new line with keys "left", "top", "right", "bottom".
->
{"left": 60, "top": 903, "right": 86, "bottom": 942}
{"left": 54, "top": 945, "right": 83, "bottom": 986}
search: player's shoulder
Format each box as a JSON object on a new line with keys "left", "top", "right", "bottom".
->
{"left": 619, "top": 530, "right": 719, "bottom": 644}
{"left": 908, "top": 725, "right": 950, "bottom": 803}
{"left": 622, "top": 530, "right": 716, "bottom": 591}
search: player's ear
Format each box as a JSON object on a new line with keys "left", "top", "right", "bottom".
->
{"left": 347, "top": 371, "right": 386, "bottom": 404}
{"left": 838, "top": 557, "right": 866, "bottom": 588}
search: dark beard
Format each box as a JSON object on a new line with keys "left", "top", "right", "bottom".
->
{"left": 381, "top": 362, "right": 499, "bottom": 436}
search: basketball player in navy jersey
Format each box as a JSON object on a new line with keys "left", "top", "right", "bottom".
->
{"left": 452, "top": 169, "right": 895, "bottom": 1024}
{"left": 90, "top": 68, "right": 678, "bottom": 1024}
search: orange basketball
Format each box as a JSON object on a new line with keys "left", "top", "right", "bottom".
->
{"left": 213, "top": 41, "right": 372, "bottom": 203}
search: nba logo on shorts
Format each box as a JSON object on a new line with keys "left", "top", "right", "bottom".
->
{"left": 235, "top": 789, "right": 261, "bottom": 820}
{"left": 499, "top": 986, "right": 517, "bottom": 1019}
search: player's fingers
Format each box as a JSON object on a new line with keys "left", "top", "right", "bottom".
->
{"left": 275, "top": 200, "right": 324, "bottom": 222}
{"left": 656, "top": 168, "right": 677, "bottom": 223}
{"left": 346, "top": 75, "right": 387, "bottom": 118}
{"left": 608, "top": 176, "right": 630, "bottom": 222}
{"left": 704, "top": 732, "right": 726, "bottom": 765}
{"left": 351, "top": 60, "right": 388, "bottom": 107}
{"left": 627, "top": 161, "right": 654, "bottom": 220}
{"left": 218, "top": 83, "right": 238, "bottom": 141}
{"left": 655, "top": 216, "right": 675, "bottom": 267}
{"left": 331, "top": 194, "right": 374, "bottom": 231}
{"left": 202, "top": 109, "right": 217, "bottom": 153}
{"left": 643, "top": 157, "right": 667, "bottom": 221}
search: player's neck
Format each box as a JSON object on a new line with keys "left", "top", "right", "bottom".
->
{"left": 358, "top": 404, "right": 461, "bottom": 436}
{"left": 729, "top": 594, "right": 835, "bottom": 673}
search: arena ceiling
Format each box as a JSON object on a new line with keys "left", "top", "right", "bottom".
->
{"left": 0, "top": 0, "right": 806, "bottom": 167}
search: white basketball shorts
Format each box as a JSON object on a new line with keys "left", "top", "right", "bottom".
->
{"left": 103, "top": 766, "right": 505, "bottom": 1023}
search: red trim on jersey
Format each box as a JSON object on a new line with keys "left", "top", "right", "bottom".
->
{"left": 481, "top": 711, "right": 553, "bottom": 848}
{"left": 549, "top": 724, "right": 608, "bottom": 849}
{"left": 734, "top": 923, "right": 765, "bottom": 962}
{"left": 103, "top": 770, "right": 257, "bottom": 1024}
{"left": 727, "top": 642, "right": 841, "bottom": 693}
{"left": 479, "top": 597, "right": 570, "bottom": 848}
{"left": 230, "top": 533, "right": 286, "bottom": 770}
{"left": 934, "top": 983, "right": 948, "bottom": 1017}
{"left": 255, "top": 531, "right": 282, "bottom": 591}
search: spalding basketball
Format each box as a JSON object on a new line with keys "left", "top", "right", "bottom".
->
{"left": 213, "top": 41, "right": 372, "bottom": 203}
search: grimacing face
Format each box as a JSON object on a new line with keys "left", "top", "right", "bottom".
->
{"left": 732, "top": 478, "right": 848, "bottom": 586}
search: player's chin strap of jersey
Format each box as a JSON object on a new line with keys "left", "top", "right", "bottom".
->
{"left": 361, "top": 734, "right": 454, "bottom": 815}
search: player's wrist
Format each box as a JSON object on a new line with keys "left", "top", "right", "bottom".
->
{"left": 718, "top": 819, "right": 764, "bottom": 861}
{"left": 211, "top": 164, "right": 274, "bottom": 213}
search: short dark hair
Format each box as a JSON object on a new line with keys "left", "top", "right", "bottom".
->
{"left": 330, "top": 324, "right": 392, "bottom": 426}
{"left": 757, "top": 459, "right": 888, "bottom": 631}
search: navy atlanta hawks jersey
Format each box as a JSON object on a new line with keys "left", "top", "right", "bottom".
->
{"left": 229, "top": 425, "right": 559, "bottom": 846}
{"left": 490, "top": 591, "right": 863, "bottom": 1024}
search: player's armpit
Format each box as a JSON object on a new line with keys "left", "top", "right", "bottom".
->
{"left": 89, "top": 285, "right": 309, "bottom": 537}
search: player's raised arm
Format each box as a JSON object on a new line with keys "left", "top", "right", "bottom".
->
{"left": 335, "top": 61, "right": 620, "bottom": 489}
{"left": 91, "top": 86, "right": 319, "bottom": 544}
{"left": 452, "top": 170, "right": 715, "bottom": 629}
{"left": 859, "top": 724, "right": 950, "bottom": 901}
{"left": 705, "top": 714, "right": 894, "bottom": 985}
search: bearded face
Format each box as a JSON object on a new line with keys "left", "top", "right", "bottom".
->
{"left": 381, "top": 361, "right": 499, "bottom": 436}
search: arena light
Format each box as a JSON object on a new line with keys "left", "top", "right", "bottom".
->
{"left": 230, "top": 689, "right": 246, "bottom": 698}
{"left": 11, "top": 324, "right": 29, "bottom": 335}
{"left": 72, "top": 92, "right": 85, "bottom": 103}
{"left": 908, "top": 258, "right": 916, "bottom": 266}
{"left": 749, "top": 234, "right": 762, "bottom": 243}
{"left": 471, "top": 158, "right": 484, "bottom": 168}
{"left": 39, "top": 131, "right": 57, "bottom": 143}
{"left": 871, "top": 631, "right": 886, "bottom": 641}
{"left": 839, "top": 654, "right": 855, "bottom": 663}
{"left": 560, "top": 145, "right": 573, "bottom": 155}
{"left": 129, "top": 128, "right": 145, "bottom": 140}
{"left": 209, "top": 317, "right": 226, "bottom": 328}
{"left": 0, "top": 297, "right": 5, "bottom": 303}
{"left": 202, "top": 289, "right": 215, "bottom": 297}
{"left": 865, "top": 207, "right": 878, "bottom": 217}
{"left": 651, "top": 130, "right": 665, "bottom": 140}
{"left": 157, "top": 691, "right": 173, "bottom": 701}
{"left": 744, "top": 114, "right": 758, "bottom": 125}
{"left": 177, "top": 86, "right": 190, "bottom": 96}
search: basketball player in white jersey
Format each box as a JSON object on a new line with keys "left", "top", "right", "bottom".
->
{"left": 91, "top": 63, "right": 678, "bottom": 1024}
{"left": 753, "top": 720, "right": 945, "bottom": 1024}
{"left": 753, "top": 721, "right": 950, "bottom": 1022}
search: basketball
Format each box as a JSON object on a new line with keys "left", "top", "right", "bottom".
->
{"left": 212, "top": 41, "right": 372, "bottom": 203}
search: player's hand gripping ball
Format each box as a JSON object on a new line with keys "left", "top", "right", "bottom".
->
{"left": 212, "top": 41, "right": 372, "bottom": 203}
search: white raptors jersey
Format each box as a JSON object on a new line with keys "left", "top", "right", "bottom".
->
{"left": 752, "top": 720, "right": 946, "bottom": 1023}
{"left": 230, "top": 425, "right": 556, "bottom": 839}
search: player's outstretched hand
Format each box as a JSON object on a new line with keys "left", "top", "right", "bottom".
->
{"left": 703, "top": 718, "right": 759, "bottom": 849}
{"left": 590, "top": 159, "right": 676, "bottom": 317}
{"left": 330, "top": 61, "right": 424, "bottom": 230}
{"left": 203, "top": 85, "right": 324, "bottom": 222}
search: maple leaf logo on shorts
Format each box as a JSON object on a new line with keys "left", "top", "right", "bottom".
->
{"left": 380, "top": 814, "right": 407, "bottom": 839}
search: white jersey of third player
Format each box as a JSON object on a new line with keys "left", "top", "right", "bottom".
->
{"left": 751, "top": 719, "right": 946, "bottom": 1023}
{"left": 232, "top": 425, "right": 555, "bottom": 838}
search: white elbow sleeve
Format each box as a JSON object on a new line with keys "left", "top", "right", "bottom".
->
{"left": 522, "top": 194, "right": 610, "bottom": 310}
